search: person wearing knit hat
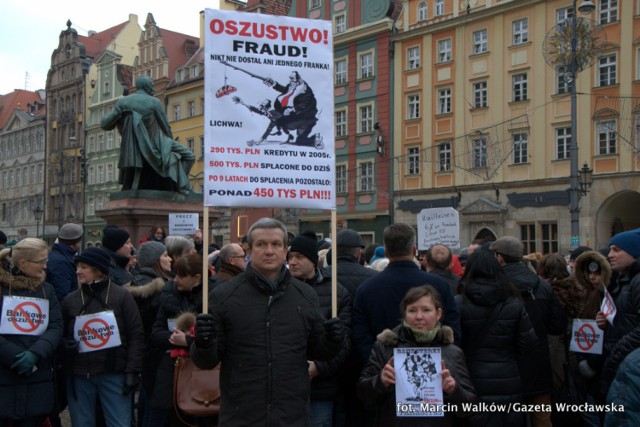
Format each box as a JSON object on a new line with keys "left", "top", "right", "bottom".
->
{"left": 599, "top": 229, "right": 640, "bottom": 396}
{"left": 101, "top": 225, "right": 134, "bottom": 286}
{"left": 286, "top": 229, "right": 351, "bottom": 426}
{"left": 62, "top": 247, "right": 144, "bottom": 427}
{"left": 137, "top": 241, "right": 168, "bottom": 269}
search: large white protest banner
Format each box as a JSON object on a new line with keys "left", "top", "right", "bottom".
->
{"left": 203, "top": 9, "right": 335, "bottom": 210}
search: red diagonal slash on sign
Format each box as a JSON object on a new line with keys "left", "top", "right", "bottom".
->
{"left": 577, "top": 323, "right": 597, "bottom": 351}
{"left": 81, "top": 318, "right": 112, "bottom": 349}
{"left": 11, "top": 302, "right": 42, "bottom": 333}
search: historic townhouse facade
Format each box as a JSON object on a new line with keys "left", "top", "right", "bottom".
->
{"left": 393, "top": 0, "right": 640, "bottom": 253}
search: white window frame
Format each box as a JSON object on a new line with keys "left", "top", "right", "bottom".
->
{"left": 358, "top": 50, "right": 374, "bottom": 79}
{"left": 188, "top": 101, "right": 195, "bottom": 118}
{"left": 472, "top": 137, "right": 488, "bottom": 168}
{"left": 310, "top": 0, "right": 320, "bottom": 9}
{"left": 597, "top": 120, "right": 617, "bottom": 155}
{"left": 512, "top": 73, "right": 528, "bottom": 102}
{"left": 437, "top": 88, "right": 451, "bottom": 114}
{"left": 556, "top": 7, "right": 574, "bottom": 24}
{"left": 418, "top": 2, "right": 427, "bottom": 21}
{"left": 512, "top": 133, "right": 528, "bottom": 164}
{"left": 335, "top": 57, "right": 348, "bottom": 85}
{"left": 512, "top": 18, "right": 528, "bottom": 45}
{"left": 358, "top": 103, "right": 374, "bottom": 134}
{"left": 335, "top": 108, "right": 347, "bottom": 138}
{"left": 556, "top": 127, "right": 571, "bottom": 160}
{"left": 473, "top": 81, "right": 487, "bottom": 108}
{"left": 336, "top": 163, "right": 347, "bottom": 194}
{"left": 187, "top": 138, "right": 195, "bottom": 154}
{"left": 334, "top": 14, "right": 346, "bottom": 34}
{"left": 407, "top": 147, "right": 420, "bottom": 175}
{"left": 407, "top": 94, "right": 420, "bottom": 119}
{"left": 173, "top": 104, "right": 180, "bottom": 121}
{"left": 435, "top": 0, "right": 444, "bottom": 16}
{"left": 358, "top": 161, "right": 374, "bottom": 192}
{"left": 598, "top": 55, "right": 617, "bottom": 87}
{"left": 438, "top": 142, "right": 452, "bottom": 172}
{"left": 408, "top": 46, "right": 420, "bottom": 70}
{"left": 107, "top": 164, "right": 114, "bottom": 182}
{"left": 438, "top": 39, "right": 452, "bottom": 63}
{"left": 473, "top": 29, "right": 487, "bottom": 54}
{"left": 557, "top": 66, "right": 570, "bottom": 94}
{"left": 599, "top": 0, "right": 618, "bottom": 25}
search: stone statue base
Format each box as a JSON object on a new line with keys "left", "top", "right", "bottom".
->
{"left": 96, "top": 191, "right": 223, "bottom": 247}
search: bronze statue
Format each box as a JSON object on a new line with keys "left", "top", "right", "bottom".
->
{"left": 101, "top": 76, "right": 195, "bottom": 195}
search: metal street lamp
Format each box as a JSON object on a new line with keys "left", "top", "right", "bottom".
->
{"left": 568, "top": 0, "right": 598, "bottom": 250}
{"left": 32, "top": 206, "right": 44, "bottom": 238}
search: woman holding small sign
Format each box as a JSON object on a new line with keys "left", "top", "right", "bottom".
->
{"left": 0, "top": 238, "right": 63, "bottom": 427}
{"left": 61, "top": 247, "right": 144, "bottom": 427}
{"left": 357, "top": 285, "right": 476, "bottom": 426}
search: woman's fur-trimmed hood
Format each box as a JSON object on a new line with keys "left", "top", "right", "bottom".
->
{"left": 377, "top": 324, "right": 454, "bottom": 347}
{"left": 575, "top": 250, "right": 612, "bottom": 290}
{"left": 0, "top": 263, "right": 45, "bottom": 293}
{"left": 125, "top": 276, "right": 165, "bottom": 299}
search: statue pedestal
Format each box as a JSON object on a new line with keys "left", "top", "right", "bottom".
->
{"left": 96, "top": 191, "right": 224, "bottom": 247}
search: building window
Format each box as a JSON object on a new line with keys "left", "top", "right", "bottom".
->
{"left": 599, "top": 0, "right": 618, "bottom": 25}
{"left": 598, "top": 55, "right": 616, "bottom": 86}
{"left": 336, "top": 164, "right": 347, "bottom": 194}
{"left": 188, "top": 101, "right": 195, "bottom": 118}
{"left": 310, "top": 0, "right": 320, "bottom": 8}
{"left": 358, "top": 104, "right": 373, "bottom": 133}
{"left": 418, "top": 2, "right": 427, "bottom": 21}
{"left": 335, "top": 58, "right": 347, "bottom": 85}
{"left": 408, "top": 46, "right": 420, "bottom": 70}
{"left": 512, "top": 18, "right": 528, "bottom": 45}
{"left": 597, "top": 121, "right": 617, "bottom": 155}
{"left": 200, "top": 136, "right": 205, "bottom": 159}
{"left": 438, "top": 142, "right": 451, "bottom": 172}
{"left": 191, "top": 65, "right": 199, "bottom": 78}
{"left": 438, "top": 39, "right": 452, "bottom": 63}
{"left": 359, "top": 52, "right": 374, "bottom": 79}
{"left": 435, "top": 0, "right": 444, "bottom": 16}
{"left": 473, "top": 81, "right": 487, "bottom": 108}
{"left": 98, "top": 135, "right": 105, "bottom": 151}
{"left": 177, "top": 69, "right": 183, "bottom": 82}
{"left": 521, "top": 224, "right": 536, "bottom": 253}
{"left": 358, "top": 161, "right": 374, "bottom": 192}
{"left": 512, "top": 73, "right": 528, "bottom": 102}
{"left": 336, "top": 109, "right": 347, "bottom": 137}
{"left": 103, "top": 81, "right": 110, "bottom": 95}
{"left": 473, "top": 29, "right": 488, "bottom": 54}
{"left": 407, "top": 147, "right": 420, "bottom": 175}
{"left": 107, "top": 164, "right": 114, "bottom": 182}
{"left": 556, "top": 127, "right": 571, "bottom": 160}
{"left": 407, "top": 94, "right": 420, "bottom": 119}
{"left": 437, "top": 88, "right": 451, "bottom": 114}
{"left": 557, "top": 66, "right": 571, "bottom": 94}
{"left": 556, "top": 7, "right": 574, "bottom": 24}
{"left": 635, "top": 114, "right": 640, "bottom": 151}
{"left": 335, "top": 14, "right": 346, "bottom": 33}
{"left": 513, "top": 133, "right": 528, "bottom": 164}
{"left": 472, "top": 137, "right": 487, "bottom": 168}
{"left": 187, "top": 138, "right": 195, "bottom": 153}
{"left": 173, "top": 104, "right": 180, "bottom": 121}
{"left": 97, "top": 165, "right": 104, "bottom": 184}
{"left": 542, "top": 223, "right": 559, "bottom": 254}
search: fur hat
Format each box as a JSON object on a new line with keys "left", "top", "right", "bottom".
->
{"left": 609, "top": 228, "right": 640, "bottom": 259}
{"left": 490, "top": 236, "right": 524, "bottom": 259}
{"left": 289, "top": 229, "right": 319, "bottom": 265}
{"left": 137, "top": 241, "right": 166, "bottom": 268}
{"left": 58, "top": 223, "right": 83, "bottom": 241}
{"left": 75, "top": 247, "right": 111, "bottom": 275}
{"left": 102, "top": 226, "right": 130, "bottom": 252}
{"left": 570, "top": 246, "right": 592, "bottom": 261}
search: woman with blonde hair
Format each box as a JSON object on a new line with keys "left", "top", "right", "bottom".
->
{"left": 0, "top": 238, "right": 63, "bottom": 427}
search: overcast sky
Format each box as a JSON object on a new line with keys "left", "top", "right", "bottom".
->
{"left": 0, "top": 1, "right": 206, "bottom": 95}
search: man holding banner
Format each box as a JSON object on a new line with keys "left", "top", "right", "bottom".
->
{"left": 599, "top": 228, "right": 640, "bottom": 396}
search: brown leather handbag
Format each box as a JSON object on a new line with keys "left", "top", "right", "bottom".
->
{"left": 173, "top": 356, "right": 221, "bottom": 417}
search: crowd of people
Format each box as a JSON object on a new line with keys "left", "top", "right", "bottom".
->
{"left": 0, "top": 220, "right": 639, "bottom": 427}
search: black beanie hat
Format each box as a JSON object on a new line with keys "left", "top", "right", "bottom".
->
{"left": 289, "top": 230, "right": 319, "bottom": 265}
{"left": 75, "top": 247, "right": 111, "bottom": 275}
{"left": 102, "top": 226, "right": 130, "bottom": 252}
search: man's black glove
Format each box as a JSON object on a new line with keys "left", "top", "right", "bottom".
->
{"left": 323, "top": 317, "right": 345, "bottom": 345}
{"left": 195, "top": 313, "right": 216, "bottom": 348}
{"left": 122, "top": 372, "right": 139, "bottom": 396}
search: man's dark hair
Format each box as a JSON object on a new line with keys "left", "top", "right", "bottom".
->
{"left": 426, "top": 244, "right": 452, "bottom": 270}
{"left": 383, "top": 223, "right": 415, "bottom": 258}
{"left": 363, "top": 244, "right": 379, "bottom": 265}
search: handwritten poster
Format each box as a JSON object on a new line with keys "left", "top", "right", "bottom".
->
{"left": 203, "top": 9, "right": 335, "bottom": 209}
{"left": 417, "top": 208, "right": 460, "bottom": 250}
